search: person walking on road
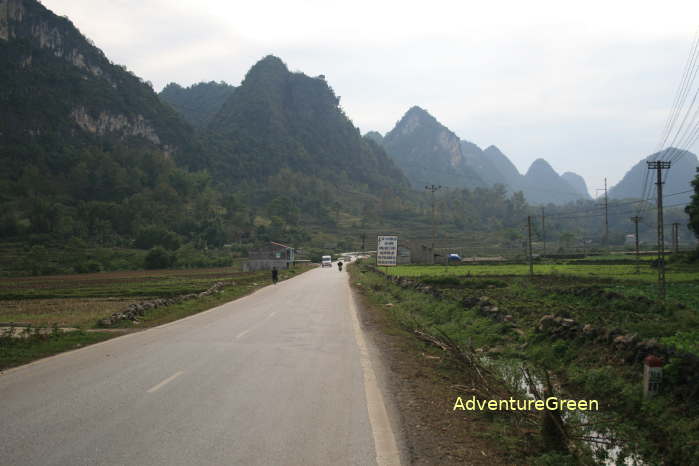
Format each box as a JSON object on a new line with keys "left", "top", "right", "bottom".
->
{"left": 337, "top": 261, "right": 343, "bottom": 272}
{"left": 271, "top": 266, "right": 279, "bottom": 284}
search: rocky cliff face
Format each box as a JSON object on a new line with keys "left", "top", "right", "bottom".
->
{"left": 71, "top": 107, "right": 162, "bottom": 146}
{"left": 0, "top": 0, "right": 25, "bottom": 41}
{"left": 2, "top": 0, "right": 104, "bottom": 77}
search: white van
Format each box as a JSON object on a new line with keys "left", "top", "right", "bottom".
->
{"left": 321, "top": 255, "right": 332, "bottom": 267}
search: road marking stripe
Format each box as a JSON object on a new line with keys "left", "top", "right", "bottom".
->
{"left": 347, "top": 283, "right": 402, "bottom": 466}
{"left": 235, "top": 310, "right": 277, "bottom": 340}
{"left": 147, "top": 371, "right": 184, "bottom": 393}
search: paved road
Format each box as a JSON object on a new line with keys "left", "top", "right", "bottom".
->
{"left": 0, "top": 266, "right": 401, "bottom": 465}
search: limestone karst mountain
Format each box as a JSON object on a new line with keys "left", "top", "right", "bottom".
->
{"left": 204, "top": 55, "right": 409, "bottom": 193}
{"left": 523, "top": 159, "right": 588, "bottom": 204}
{"left": 0, "top": 0, "right": 197, "bottom": 167}
{"left": 377, "top": 106, "right": 589, "bottom": 204}
{"left": 609, "top": 148, "right": 699, "bottom": 203}
{"left": 381, "top": 106, "right": 485, "bottom": 189}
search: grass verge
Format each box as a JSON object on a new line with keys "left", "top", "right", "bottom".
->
{"left": 353, "top": 261, "right": 699, "bottom": 465}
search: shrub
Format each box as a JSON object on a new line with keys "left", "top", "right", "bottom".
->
{"left": 145, "top": 246, "right": 174, "bottom": 269}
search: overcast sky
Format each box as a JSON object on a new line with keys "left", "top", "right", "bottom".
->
{"left": 42, "top": 0, "right": 699, "bottom": 196}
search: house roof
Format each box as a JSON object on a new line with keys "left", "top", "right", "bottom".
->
{"left": 270, "top": 241, "right": 293, "bottom": 249}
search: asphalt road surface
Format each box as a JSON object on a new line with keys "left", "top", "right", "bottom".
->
{"left": 0, "top": 265, "right": 401, "bottom": 466}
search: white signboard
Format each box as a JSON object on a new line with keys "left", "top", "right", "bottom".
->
{"left": 377, "top": 235, "right": 398, "bottom": 266}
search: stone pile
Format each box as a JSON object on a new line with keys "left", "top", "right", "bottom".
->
{"left": 98, "top": 281, "right": 227, "bottom": 327}
{"left": 536, "top": 314, "right": 698, "bottom": 366}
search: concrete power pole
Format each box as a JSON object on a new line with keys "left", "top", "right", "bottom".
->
{"left": 672, "top": 222, "right": 680, "bottom": 254}
{"left": 541, "top": 207, "right": 546, "bottom": 256}
{"left": 630, "top": 216, "right": 642, "bottom": 274}
{"left": 527, "top": 216, "right": 534, "bottom": 277}
{"left": 425, "top": 184, "right": 441, "bottom": 265}
{"left": 604, "top": 178, "right": 609, "bottom": 253}
{"left": 647, "top": 161, "right": 671, "bottom": 299}
{"left": 595, "top": 179, "right": 609, "bottom": 253}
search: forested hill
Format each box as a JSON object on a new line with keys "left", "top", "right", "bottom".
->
{"left": 0, "top": 0, "right": 241, "bottom": 251}
{"left": 159, "top": 81, "right": 236, "bottom": 129}
{"left": 204, "top": 55, "right": 409, "bottom": 193}
{"left": 0, "top": 0, "right": 198, "bottom": 166}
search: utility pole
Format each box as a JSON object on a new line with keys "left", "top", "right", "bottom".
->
{"left": 595, "top": 180, "right": 609, "bottom": 253}
{"left": 647, "top": 161, "right": 671, "bottom": 298}
{"left": 527, "top": 216, "right": 534, "bottom": 277}
{"left": 672, "top": 222, "right": 680, "bottom": 254}
{"left": 360, "top": 232, "right": 366, "bottom": 251}
{"left": 425, "top": 184, "right": 441, "bottom": 264}
{"left": 604, "top": 178, "right": 609, "bottom": 253}
{"left": 630, "top": 216, "right": 642, "bottom": 274}
{"left": 541, "top": 207, "right": 546, "bottom": 256}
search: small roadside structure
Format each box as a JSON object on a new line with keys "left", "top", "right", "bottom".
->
{"left": 244, "top": 241, "right": 295, "bottom": 272}
{"left": 397, "top": 246, "right": 411, "bottom": 264}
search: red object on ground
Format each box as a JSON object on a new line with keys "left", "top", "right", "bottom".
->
{"left": 644, "top": 355, "right": 664, "bottom": 367}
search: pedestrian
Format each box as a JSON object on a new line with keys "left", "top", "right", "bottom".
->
{"left": 337, "top": 260, "right": 343, "bottom": 272}
{"left": 271, "top": 266, "right": 279, "bottom": 284}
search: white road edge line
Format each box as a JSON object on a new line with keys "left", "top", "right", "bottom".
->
{"left": 147, "top": 371, "right": 184, "bottom": 393}
{"left": 347, "top": 283, "right": 402, "bottom": 466}
{"left": 235, "top": 329, "right": 250, "bottom": 339}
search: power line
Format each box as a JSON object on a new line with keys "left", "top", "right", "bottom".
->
{"left": 544, "top": 189, "right": 693, "bottom": 219}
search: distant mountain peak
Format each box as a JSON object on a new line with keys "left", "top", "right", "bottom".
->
{"left": 243, "top": 55, "right": 289, "bottom": 82}
{"left": 526, "top": 158, "right": 557, "bottom": 176}
{"left": 383, "top": 106, "right": 485, "bottom": 189}
{"left": 609, "top": 147, "right": 698, "bottom": 202}
{"left": 483, "top": 145, "right": 510, "bottom": 160}
{"left": 364, "top": 131, "right": 384, "bottom": 145}
{"left": 256, "top": 54, "right": 288, "bottom": 69}
{"left": 406, "top": 105, "right": 429, "bottom": 115}
{"left": 561, "top": 172, "right": 591, "bottom": 199}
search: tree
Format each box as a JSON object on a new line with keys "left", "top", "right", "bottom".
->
{"left": 135, "top": 226, "right": 181, "bottom": 250}
{"left": 685, "top": 168, "right": 699, "bottom": 239}
{"left": 145, "top": 246, "right": 174, "bottom": 269}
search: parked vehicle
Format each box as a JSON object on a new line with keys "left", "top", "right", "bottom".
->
{"left": 321, "top": 255, "right": 332, "bottom": 267}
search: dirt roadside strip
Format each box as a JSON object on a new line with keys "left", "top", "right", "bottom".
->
{"left": 349, "top": 266, "right": 511, "bottom": 465}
